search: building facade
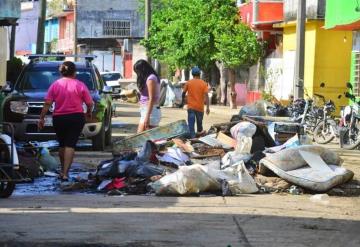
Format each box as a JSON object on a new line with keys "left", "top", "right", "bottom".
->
{"left": 239, "top": 0, "right": 284, "bottom": 103}
{"left": 278, "top": 0, "right": 351, "bottom": 111}
{"left": 76, "top": 0, "right": 145, "bottom": 77}
{"left": 325, "top": 0, "right": 360, "bottom": 100}
{"left": 44, "top": 17, "right": 59, "bottom": 53}
{"left": 15, "top": 0, "right": 40, "bottom": 55}
{"left": 0, "top": 0, "right": 21, "bottom": 85}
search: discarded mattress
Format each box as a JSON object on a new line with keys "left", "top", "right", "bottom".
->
{"left": 259, "top": 145, "right": 354, "bottom": 192}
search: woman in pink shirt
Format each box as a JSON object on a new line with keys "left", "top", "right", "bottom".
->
{"left": 38, "top": 61, "right": 94, "bottom": 181}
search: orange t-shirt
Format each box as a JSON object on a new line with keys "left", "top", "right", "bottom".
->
{"left": 184, "top": 79, "right": 209, "bottom": 112}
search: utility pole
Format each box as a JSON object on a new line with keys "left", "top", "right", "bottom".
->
{"left": 73, "top": 0, "right": 78, "bottom": 60}
{"left": 145, "top": 0, "right": 151, "bottom": 62}
{"left": 9, "top": 24, "right": 16, "bottom": 59}
{"left": 294, "top": 0, "right": 306, "bottom": 99}
{"left": 36, "top": 0, "right": 46, "bottom": 54}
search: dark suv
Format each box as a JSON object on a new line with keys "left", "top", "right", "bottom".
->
{"left": 1, "top": 55, "right": 113, "bottom": 151}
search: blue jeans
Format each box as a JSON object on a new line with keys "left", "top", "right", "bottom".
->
{"left": 187, "top": 109, "right": 204, "bottom": 138}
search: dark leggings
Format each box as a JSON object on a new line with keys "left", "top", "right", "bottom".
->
{"left": 53, "top": 113, "right": 85, "bottom": 148}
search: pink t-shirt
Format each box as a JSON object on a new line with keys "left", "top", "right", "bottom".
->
{"left": 45, "top": 78, "right": 93, "bottom": 116}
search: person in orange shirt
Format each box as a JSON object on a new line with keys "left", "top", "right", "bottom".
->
{"left": 181, "top": 66, "right": 210, "bottom": 138}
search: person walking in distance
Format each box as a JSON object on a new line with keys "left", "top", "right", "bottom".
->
{"left": 182, "top": 66, "right": 210, "bottom": 138}
{"left": 133, "top": 59, "right": 161, "bottom": 133}
{"left": 38, "top": 61, "right": 93, "bottom": 181}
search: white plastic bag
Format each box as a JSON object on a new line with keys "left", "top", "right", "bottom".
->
{"left": 38, "top": 147, "right": 58, "bottom": 172}
{"left": 234, "top": 161, "right": 259, "bottom": 194}
{"left": 221, "top": 151, "right": 251, "bottom": 169}
{"left": 149, "top": 163, "right": 258, "bottom": 196}
{"left": 149, "top": 165, "right": 220, "bottom": 195}
{"left": 230, "top": 121, "right": 257, "bottom": 139}
{"left": 235, "top": 136, "right": 252, "bottom": 154}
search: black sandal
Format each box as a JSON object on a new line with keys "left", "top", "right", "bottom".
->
{"left": 60, "top": 177, "right": 69, "bottom": 182}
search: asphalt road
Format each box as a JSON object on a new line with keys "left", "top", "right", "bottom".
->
{"left": 1, "top": 102, "right": 359, "bottom": 247}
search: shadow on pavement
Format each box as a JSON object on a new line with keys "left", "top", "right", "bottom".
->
{"left": 0, "top": 211, "right": 359, "bottom": 247}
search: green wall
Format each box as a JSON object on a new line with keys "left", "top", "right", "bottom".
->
{"left": 325, "top": 0, "right": 360, "bottom": 29}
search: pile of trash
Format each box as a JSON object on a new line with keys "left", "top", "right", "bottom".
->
{"left": 66, "top": 116, "right": 356, "bottom": 197}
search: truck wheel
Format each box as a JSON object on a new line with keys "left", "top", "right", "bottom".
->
{"left": 105, "top": 115, "right": 112, "bottom": 146}
{"left": 92, "top": 120, "right": 105, "bottom": 151}
{"left": 0, "top": 182, "right": 15, "bottom": 198}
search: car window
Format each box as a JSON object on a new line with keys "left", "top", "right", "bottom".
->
{"left": 94, "top": 66, "right": 104, "bottom": 89}
{"left": 17, "top": 66, "right": 95, "bottom": 91}
{"left": 101, "top": 73, "right": 122, "bottom": 82}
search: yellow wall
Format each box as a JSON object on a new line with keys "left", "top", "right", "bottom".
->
{"left": 314, "top": 21, "right": 352, "bottom": 111}
{"left": 283, "top": 22, "right": 317, "bottom": 97}
{"left": 282, "top": 21, "right": 352, "bottom": 114}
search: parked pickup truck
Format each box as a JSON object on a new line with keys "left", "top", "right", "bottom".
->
{"left": 1, "top": 55, "right": 113, "bottom": 151}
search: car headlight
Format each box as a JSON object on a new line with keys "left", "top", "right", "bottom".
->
{"left": 82, "top": 103, "right": 95, "bottom": 113}
{"left": 10, "top": 101, "right": 28, "bottom": 114}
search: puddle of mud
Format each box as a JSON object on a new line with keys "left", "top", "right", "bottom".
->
{"left": 13, "top": 163, "right": 97, "bottom": 196}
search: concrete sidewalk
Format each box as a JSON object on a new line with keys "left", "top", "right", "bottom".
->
{"left": 1, "top": 194, "right": 359, "bottom": 247}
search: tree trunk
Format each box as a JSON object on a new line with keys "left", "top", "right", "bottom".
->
{"left": 210, "top": 63, "right": 220, "bottom": 88}
{"left": 201, "top": 67, "right": 211, "bottom": 83}
{"left": 228, "top": 68, "right": 237, "bottom": 109}
{"left": 184, "top": 68, "right": 190, "bottom": 81}
{"left": 216, "top": 62, "right": 228, "bottom": 105}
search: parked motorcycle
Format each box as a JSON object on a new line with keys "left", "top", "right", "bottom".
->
{"left": 339, "top": 83, "right": 360, "bottom": 150}
{"left": 313, "top": 98, "right": 341, "bottom": 144}
{"left": 290, "top": 83, "right": 327, "bottom": 135}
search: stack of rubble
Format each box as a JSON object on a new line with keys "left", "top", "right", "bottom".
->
{"left": 86, "top": 118, "right": 354, "bottom": 196}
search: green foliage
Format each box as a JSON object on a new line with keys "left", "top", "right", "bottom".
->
{"left": 261, "top": 90, "right": 273, "bottom": 102}
{"left": 48, "top": 0, "right": 63, "bottom": 16}
{"left": 141, "top": 0, "right": 262, "bottom": 70}
{"left": 50, "top": 38, "right": 58, "bottom": 52}
{"left": 6, "top": 57, "right": 24, "bottom": 85}
{"left": 214, "top": 24, "right": 262, "bottom": 68}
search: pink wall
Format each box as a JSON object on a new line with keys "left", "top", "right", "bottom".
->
{"left": 235, "top": 84, "right": 247, "bottom": 106}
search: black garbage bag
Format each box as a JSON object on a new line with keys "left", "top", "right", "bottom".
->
{"left": 96, "top": 141, "right": 163, "bottom": 180}
{"left": 96, "top": 159, "right": 120, "bottom": 178}
{"left": 125, "top": 162, "right": 164, "bottom": 178}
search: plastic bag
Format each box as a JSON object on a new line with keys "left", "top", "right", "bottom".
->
{"left": 230, "top": 121, "right": 257, "bottom": 139}
{"left": 150, "top": 163, "right": 258, "bottom": 196}
{"left": 125, "top": 162, "right": 165, "bottom": 178}
{"left": 235, "top": 136, "right": 252, "bottom": 154}
{"left": 149, "top": 164, "right": 220, "bottom": 195}
{"left": 238, "top": 100, "right": 272, "bottom": 118}
{"left": 208, "top": 161, "right": 258, "bottom": 194}
{"left": 221, "top": 151, "right": 251, "bottom": 169}
{"left": 231, "top": 161, "right": 259, "bottom": 194}
{"left": 157, "top": 147, "right": 190, "bottom": 166}
{"left": 38, "top": 147, "right": 58, "bottom": 172}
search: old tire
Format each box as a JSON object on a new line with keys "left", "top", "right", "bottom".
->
{"left": 92, "top": 120, "right": 105, "bottom": 151}
{"left": 314, "top": 121, "right": 335, "bottom": 144}
{"left": 0, "top": 182, "right": 15, "bottom": 198}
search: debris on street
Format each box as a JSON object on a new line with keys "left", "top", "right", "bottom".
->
{"left": 15, "top": 106, "right": 359, "bottom": 198}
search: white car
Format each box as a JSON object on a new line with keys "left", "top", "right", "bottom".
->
{"left": 100, "top": 71, "right": 123, "bottom": 98}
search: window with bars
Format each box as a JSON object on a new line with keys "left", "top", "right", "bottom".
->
{"left": 103, "top": 20, "right": 131, "bottom": 37}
